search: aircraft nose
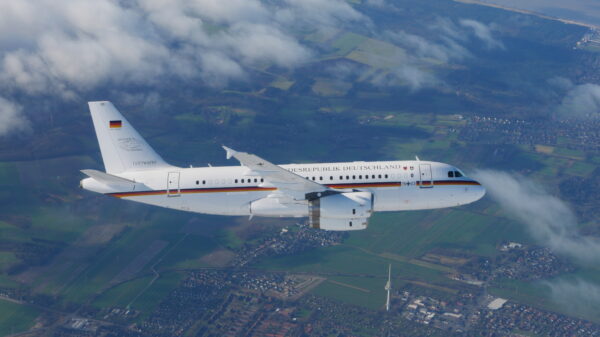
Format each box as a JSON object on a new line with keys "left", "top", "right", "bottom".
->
{"left": 473, "top": 181, "right": 486, "bottom": 201}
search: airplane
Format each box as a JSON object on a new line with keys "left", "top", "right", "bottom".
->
{"left": 80, "top": 101, "right": 485, "bottom": 231}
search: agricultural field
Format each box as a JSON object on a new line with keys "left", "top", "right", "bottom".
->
{"left": 0, "top": 300, "right": 40, "bottom": 336}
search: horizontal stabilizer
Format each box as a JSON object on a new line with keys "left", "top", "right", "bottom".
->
{"left": 81, "top": 169, "right": 135, "bottom": 185}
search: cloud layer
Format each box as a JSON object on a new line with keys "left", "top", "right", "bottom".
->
{"left": 376, "top": 18, "right": 504, "bottom": 90}
{"left": 0, "top": 1, "right": 507, "bottom": 135}
{"left": 0, "top": 0, "right": 499, "bottom": 95}
{"left": 473, "top": 169, "right": 600, "bottom": 264}
{"left": 0, "top": 97, "right": 30, "bottom": 137}
{"left": 459, "top": 19, "right": 505, "bottom": 50}
{"left": 0, "top": 0, "right": 369, "bottom": 136}
{"left": 556, "top": 82, "right": 600, "bottom": 120}
{"left": 544, "top": 278, "right": 600, "bottom": 319}
{"left": 0, "top": 0, "right": 366, "bottom": 97}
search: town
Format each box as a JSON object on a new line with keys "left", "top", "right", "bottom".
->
{"left": 7, "top": 223, "right": 598, "bottom": 337}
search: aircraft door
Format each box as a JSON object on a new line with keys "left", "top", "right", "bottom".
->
{"left": 419, "top": 164, "right": 433, "bottom": 188}
{"left": 167, "top": 172, "right": 180, "bottom": 197}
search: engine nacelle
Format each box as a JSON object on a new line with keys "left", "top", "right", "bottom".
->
{"left": 309, "top": 191, "right": 373, "bottom": 231}
{"left": 250, "top": 197, "right": 307, "bottom": 217}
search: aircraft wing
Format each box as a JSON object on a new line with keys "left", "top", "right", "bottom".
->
{"left": 223, "top": 146, "right": 329, "bottom": 199}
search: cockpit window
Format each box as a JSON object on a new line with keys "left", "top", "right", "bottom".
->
{"left": 454, "top": 171, "right": 463, "bottom": 178}
{"left": 448, "top": 171, "right": 454, "bottom": 178}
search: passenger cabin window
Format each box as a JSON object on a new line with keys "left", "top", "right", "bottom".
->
{"left": 241, "top": 179, "right": 245, "bottom": 183}
{"left": 196, "top": 180, "right": 199, "bottom": 185}
{"left": 261, "top": 178, "right": 264, "bottom": 182}
{"left": 454, "top": 171, "right": 463, "bottom": 178}
{"left": 235, "top": 179, "right": 238, "bottom": 183}
{"left": 339, "top": 176, "right": 343, "bottom": 180}
{"left": 385, "top": 174, "right": 388, "bottom": 178}
{"left": 448, "top": 171, "right": 454, "bottom": 178}
{"left": 372, "top": 174, "right": 375, "bottom": 179}
{"left": 330, "top": 176, "right": 333, "bottom": 180}
{"left": 378, "top": 174, "right": 382, "bottom": 178}
{"left": 202, "top": 180, "right": 206, "bottom": 185}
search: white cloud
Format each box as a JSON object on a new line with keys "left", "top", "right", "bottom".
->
{"left": 0, "top": 0, "right": 379, "bottom": 136}
{"left": 459, "top": 19, "right": 505, "bottom": 50}
{"left": 0, "top": 0, "right": 339, "bottom": 97}
{"left": 0, "top": 97, "right": 30, "bottom": 137}
{"left": 0, "top": 0, "right": 171, "bottom": 96}
{"left": 385, "top": 30, "right": 471, "bottom": 63}
{"left": 221, "top": 23, "right": 312, "bottom": 68}
{"left": 431, "top": 17, "right": 469, "bottom": 42}
{"left": 0, "top": 1, "right": 507, "bottom": 97}
{"left": 556, "top": 83, "right": 600, "bottom": 120}
{"left": 275, "top": 0, "right": 367, "bottom": 28}
{"left": 544, "top": 278, "right": 600, "bottom": 319}
{"left": 473, "top": 170, "right": 600, "bottom": 265}
{"left": 199, "top": 51, "right": 246, "bottom": 86}
{"left": 364, "top": 0, "right": 388, "bottom": 8}
{"left": 547, "top": 76, "right": 574, "bottom": 91}
{"left": 374, "top": 18, "right": 502, "bottom": 90}
{"left": 371, "top": 66, "right": 441, "bottom": 91}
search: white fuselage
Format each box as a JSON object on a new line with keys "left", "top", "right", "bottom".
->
{"left": 81, "top": 160, "right": 485, "bottom": 217}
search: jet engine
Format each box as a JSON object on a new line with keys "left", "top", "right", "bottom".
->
{"left": 308, "top": 191, "right": 373, "bottom": 231}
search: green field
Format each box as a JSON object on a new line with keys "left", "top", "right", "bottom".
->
{"left": 130, "top": 272, "right": 184, "bottom": 319}
{"left": 155, "top": 234, "right": 219, "bottom": 270}
{"left": 93, "top": 271, "right": 184, "bottom": 318}
{"left": 312, "top": 275, "right": 396, "bottom": 310}
{"left": 58, "top": 222, "right": 184, "bottom": 303}
{"left": 93, "top": 276, "right": 154, "bottom": 309}
{"left": 347, "top": 209, "right": 530, "bottom": 257}
{"left": 256, "top": 206, "right": 533, "bottom": 307}
{"left": 0, "top": 299, "right": 40, "bottom": 336}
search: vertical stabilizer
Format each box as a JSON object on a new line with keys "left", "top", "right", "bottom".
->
{"left": 88, "top": 101, "right": 171, "bottom": 174}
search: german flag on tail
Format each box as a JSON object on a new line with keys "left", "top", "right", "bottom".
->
{"left": 109, "top": 120, "right": 122, "bottom": 128}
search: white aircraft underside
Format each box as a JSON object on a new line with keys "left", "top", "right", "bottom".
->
{"left": 81, "top": 101, "right": 485, "bottom": 231}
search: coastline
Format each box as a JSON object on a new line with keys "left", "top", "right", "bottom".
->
{"left": 453, "top": 0, "right": 600, "bottom": 30}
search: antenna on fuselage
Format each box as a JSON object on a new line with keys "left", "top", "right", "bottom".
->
{"left": 415, "top": 156, "right": 420, "bottom": 161}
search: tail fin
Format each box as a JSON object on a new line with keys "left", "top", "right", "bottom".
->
{"left": 88, "top": 101, "right": 171, "bottom": 174}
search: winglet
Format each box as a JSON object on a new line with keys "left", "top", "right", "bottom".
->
{"left": 223, "top": 146, "right": 236, "bottom": 160}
